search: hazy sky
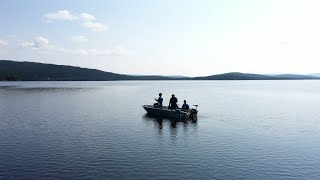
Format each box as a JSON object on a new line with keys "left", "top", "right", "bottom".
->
{"left": 0, "top": 0, "right": 320, "bottom": 76}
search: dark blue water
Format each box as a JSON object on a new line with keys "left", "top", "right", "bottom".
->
{"left": 0, "top": 81, "right": 320, "bottom": 179}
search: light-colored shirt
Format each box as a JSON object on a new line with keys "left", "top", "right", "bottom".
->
{"left": 157, "top": 97, "right": 163, "bottom": 106}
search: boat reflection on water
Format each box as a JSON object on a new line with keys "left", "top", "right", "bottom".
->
{"left": 142, "top": 114, "right": 198, "bottom": 140}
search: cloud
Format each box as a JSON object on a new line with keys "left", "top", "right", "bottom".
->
{"left": 71, "top": 35, "right": 88, "bottom": 43}
{"left": 87, "top": 46, "right": 132, "bottom": 56}
{"left": 80, "top": 13, "right": 96, "bottom": 21}
{"left": 0, "top": 39, "right": 8, "bottom": 46}
{"left": 82, "top": 21, "right": 108, "bottom": 31}
{"left": 21, "top": 36, "right": 49, "bottom": 49}
{"left": 43, "top": 10, "right": 97, "bottom": 22}
{"left": 20, "top": 42, "right": 34, "bottom": 48}
{"left": 51, "top": 45, "right": 131, "bottom": 56}
{"left": 43, "top": 10, "right": 108, "bottom": 32}
{"left": 44, "top": 10, "right": 77, "bottom": 22}
{"left": 19, "top": 36, "right": 130, "bottom": 56}
{"left": 104, "top": 46, "right": 132, "bottom": 56}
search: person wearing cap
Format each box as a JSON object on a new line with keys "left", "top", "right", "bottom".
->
{"left": 168, "top": 94, "right": 178, "bottom": 110}
{"left": 154, "top": 93, "right": 163, "bottom": 108}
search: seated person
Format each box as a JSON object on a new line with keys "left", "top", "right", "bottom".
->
{"left": 168, "top": 94, "right": 178, "bottom": 110}
{"left": 154, "top": 93, "right": 163, "bottom": 108}
{"left": 181, "top": 100, "right": 190, "bottom": 111}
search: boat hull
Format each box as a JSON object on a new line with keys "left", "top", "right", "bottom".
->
{"left": 142, "top": 105, "right": 190, "bottom": 120}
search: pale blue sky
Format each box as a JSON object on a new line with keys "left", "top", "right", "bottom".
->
{"left": 0, "top": 0, "right": 319, "bottom": 76}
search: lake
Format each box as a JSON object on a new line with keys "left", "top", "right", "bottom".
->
{"left": 0, "top": 81, "right": 320, "bottom": 179}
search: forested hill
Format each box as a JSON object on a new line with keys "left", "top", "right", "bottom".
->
{"left": 0, "top": 60, "right": 133, "bottom": 81}
{"left": 194, "top": 72, "right": 319, "bottom": 80}
{"left": 0, "top": 60, "right": 319, "bottom": 81}
{"left": 0, "top": 60, "right": 187, "bottom": 81}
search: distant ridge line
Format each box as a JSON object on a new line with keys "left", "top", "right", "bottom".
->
{"left": 0, "top": 60, "right": 319, "bottom": 81}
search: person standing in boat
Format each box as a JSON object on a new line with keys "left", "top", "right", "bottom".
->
{"left": 168, "top": 94, "right": 178, "bottom": 110}
{"left": 154, "top": 93, "right": 163, "bottom": 108}
{"left": 182, "top": 100, "right": 190, "bottom": 111}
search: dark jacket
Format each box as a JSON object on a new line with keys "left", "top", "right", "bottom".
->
{"left": 182, "top": 103, "right": 190, "bottom": 111}
{"left": 169, "top": 97, "right": 178, "bottom": 109}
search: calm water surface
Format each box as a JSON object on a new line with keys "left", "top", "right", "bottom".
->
{"left": 0, "top": 81, "right": 320, "bottom": 179}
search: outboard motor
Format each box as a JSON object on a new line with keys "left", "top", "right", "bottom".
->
{"left": 188, "top": 105, "right": 198, "bottom": 120}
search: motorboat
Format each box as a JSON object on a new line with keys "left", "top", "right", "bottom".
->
{"left": 142, "top": 105, "right": 198, "bottom": 120}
